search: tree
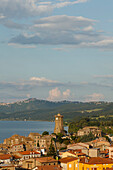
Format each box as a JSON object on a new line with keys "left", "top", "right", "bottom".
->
{"left": 47, "top": 142, "right": 56, "bottom": 157}
{"left": 42, "top": 131, "right": 49, "bottom": 136}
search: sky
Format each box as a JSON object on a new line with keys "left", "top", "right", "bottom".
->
{"left": 0, "top": 0, "right": 113, "bottom": 103}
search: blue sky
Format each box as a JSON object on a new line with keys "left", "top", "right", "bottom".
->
{"left": 0, "top": 0, "right": 113, "bottom": 102}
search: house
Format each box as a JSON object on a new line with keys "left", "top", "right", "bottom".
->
{"left": 3, "top": 134, "right": 34, "bottom": 151}
{"left": 21, "top": 157, "right": 58, "bottom": 169}
{"left": 59, "top": 157, "right": 78, "bottom": 170}
{"left": 79, "top": 157, "right": 113, "bottom": 170}
{"left": 60, "top": 149, "right": 86, "bottom": 159}
{"left": 39, "top": 135, "right": 54, "bottom": 151}
{"left": 63, "top": 157, "right": 113, "bottom": 170}
{"left": 36, "top": 157, "right": 58, "bottom": 166}
{"left": 89, "top": 148, "right": 100, "bottom": 157}
{"left": 0, "top": 154, "right": 12, "bottom": 164}
{"left": 67, "top": 142, "right": 89, "bottom": 150}
{"left": 21, "top": 158, "right": 36, "bottom": 169}
{"left": 77, "top": 126, "right": 102, "bottom": 137}
{"left": 109, "top": 145, "right": 113, "bottom": 158}
{"left": 10, "top": 143, "right": 25, "bottom": 153}
{"left": 16, "top": 151, "right": 41, "bottom": 160}
{"left": 0, "top": 164, "right": 16, "bottom": 170}
{"left": 91, "top": 138, "right": 110, "bottom": 151}
{"left": 34, "top": 165, "right": 62, "bottom": 170}
{"left": 28, "top": 132, "right": 41, "bottom": 149}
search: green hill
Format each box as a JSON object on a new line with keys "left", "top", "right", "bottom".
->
{"left": 0, "top": 98, "right": 113, "bottom": 122}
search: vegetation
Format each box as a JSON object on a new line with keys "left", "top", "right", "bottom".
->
{"left": 68, "top": 116, "right": 113, "bottom": 135}
{"left": 1, "top": 98, "right": 113, "bottom": 126}
{"left": 78, "top": 132, "right": 96, "bottom": 143}
{"left": 47, "top": 141, "right": 56, "bottom": 157}
{"left": 42, "top": 131, "right": 49, "bottom": 136}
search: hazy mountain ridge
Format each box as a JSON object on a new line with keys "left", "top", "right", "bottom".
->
{"left": 0, "top": 98, "right": 112, "bottom": 121}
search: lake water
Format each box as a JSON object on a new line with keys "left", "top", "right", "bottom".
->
{"left": 0, "top": 121, "right": 68, "bottom": 143}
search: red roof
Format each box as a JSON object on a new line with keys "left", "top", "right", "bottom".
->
{"left": 36, "top": 157, "right": 57, "bottom": 163}
{"left": 0, "top": 154, "right": 12, "bottom": 160}
{"left": 59, "top": 157, "right": 77, "bottom": 163}
{"left": 18, "top": 151, "right": 40, "bottom": 155}
{"left": 80, "top": 157, "right": 113, "bottom": 164}
{"left": 37, "top": 165, "right": 62, "bottom": 170}
{"left": 77, "top": 152, "right": 86, "bottom": 156}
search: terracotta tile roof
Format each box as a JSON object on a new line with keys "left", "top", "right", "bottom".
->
{"left": 24, "top": 137, "right": 33, "bottom": 141}
{"left": 59, "top": 157, "right": 77, "bottom": 163}
{"left": 18, "top": 151, "right": 40, "bottom": 155}
{"left": 0, "top": 154, "right": 12, "bottom": 160}
{"left": 77, "top": 152, "right": 86, "bottom": 156}
{"left": 100, "top": 150, "right": 109, "bottom": 154}
{"left": 37, "top": 165, "right": 62, "bottom": 170}
{"left": 29, "top": 132, "right": 41, "bottom": 136}
{"left": 36, "top": 157, "right": 58, "bottom": 163}
{"left": 11, "top": 134, "right": 20, "bottom": 138}
{"left": 80, "top": 157, "right": 113, "bottom": 164}
{"left": 12, "top": 143, "right": 23, "bottom": 147}
{"left": 13, "top": 155, "right": 22, "bottom": 159}
{"left": 67, "top": 150, "right": 76, "bottom": 155}
{"left": 68, "top": 149, "right": 81, "bottom": 154}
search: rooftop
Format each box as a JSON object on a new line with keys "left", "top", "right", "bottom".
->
{"left": 80, "top": 157, "right": 113, "bottom": 164}
{"left": 36, "top": 157, "right": 57, "bottom": 163}
{"left": 59, "top": 157, "right": 77, "bottom": 163}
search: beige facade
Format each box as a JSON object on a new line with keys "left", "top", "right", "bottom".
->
{"left": 109, "top": 146, "right": 113, "bottom": 158}
{"left": 21, "top": 157, "right": 58, "bottom": 169}
{"left": 77, "top": 126, "right": 102, "bottom": 137}
{"left": 39, "top": 135, "right": 53, "bottom": 151}
{"left": 10, "top": 143, "right": 25, "bottom": 153}
{"left": 3, "top": 134, "right": 34, "bottom": 152}
{"left": 89, "top": 148, "right": 100, "bottom": 157}
{"left": 36, "top": 157, "right": 58, "bottom": 166}
{"left": 28, "top": 132, "right": 41, "bottom": 149}
{"left": 0, "top": 165, "right": 16, "bottom": 170}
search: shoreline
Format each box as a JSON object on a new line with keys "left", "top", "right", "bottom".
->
{"left": 0, "top": 119, "right": 54, "bottom": 122}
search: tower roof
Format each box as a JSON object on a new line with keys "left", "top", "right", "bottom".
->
{"left": 55, "top": 113, "right": 63, "bottom": 117}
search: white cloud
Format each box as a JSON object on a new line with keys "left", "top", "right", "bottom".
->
{"left": 9, "top": 15, "right": 98, "bottom": 46}
{"left": 26, "top": 94, "right": 31, "bottom": 98}
{"left": 94, "top": 75, "right": 113, "bottom": 78}
{"left": 54, "top": 0, "right": 88, "bottom": 8}
{"left": 47, "top": 87, "right": 61, "bottom": 101}
{"left": 63, "top": 89, "right": 71, "bottom": 98}
{"left": 30, "top": 77, "right": 58, "bottom": 83}
{"left": 85, "top": 93, "right": 105, "bottom": 102}
{"left": 47, "top": 87, "right": 71, "bottom": 101}
{"left": 8, "top": 43, "right": 36, "bottom": 48}
{"left": 0, "top": 14, "right": 5, "bottom": 19}
{"left": 0, "top": 0, "right": 88, "bottom": 18}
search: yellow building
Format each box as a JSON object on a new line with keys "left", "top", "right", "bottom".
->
{"left": 66, "top": 157, "right": 113, "bottom": 170}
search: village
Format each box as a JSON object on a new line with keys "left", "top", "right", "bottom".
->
{"left": 1, "top": 113, "right": 113, "bottom": 170}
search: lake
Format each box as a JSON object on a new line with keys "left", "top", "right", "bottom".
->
{"left": 0, "top": 121, "right": 68, "bottom": 143}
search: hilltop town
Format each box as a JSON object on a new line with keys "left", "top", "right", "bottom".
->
{"left": 1, "top": 113, "right": 113, "bottom": 170}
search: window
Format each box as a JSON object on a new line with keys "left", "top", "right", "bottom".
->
{"left": 91, "top": 168, "right": 97, "bottom": 170}
{"left": 69, "top": 164, "right": 72, "bottom": 168}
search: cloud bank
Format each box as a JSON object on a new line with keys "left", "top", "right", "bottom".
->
{"left": 0, "top": 0, "right": 88, "bottom": 18}
{"left": 7, "top": 15, "right": 113, "bottom": 50}
{"left": 47, "top": 87, "right": 71, "bottom": 101}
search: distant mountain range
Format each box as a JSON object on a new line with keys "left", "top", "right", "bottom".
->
{"left": 0, "top": 98, "right": 113, "bottom": 122}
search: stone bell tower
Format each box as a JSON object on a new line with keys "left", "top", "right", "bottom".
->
{"left": 54, "top": 113, "right": 64, "bottom": 134}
